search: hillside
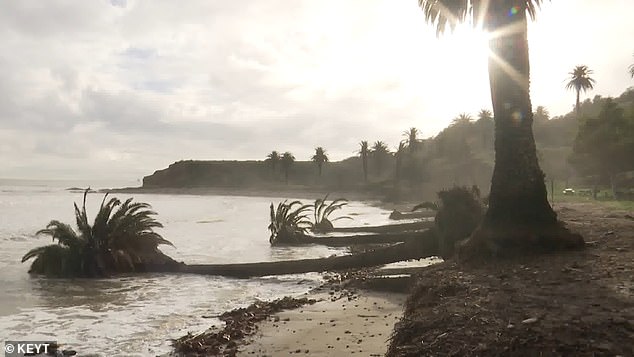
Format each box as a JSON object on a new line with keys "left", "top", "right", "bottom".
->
{"left": 142, "top": 88, "right": 634, "bottom": 201}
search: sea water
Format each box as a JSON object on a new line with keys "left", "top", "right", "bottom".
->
{"left": 0, "top": 180, "right": 396, "bottom": 356}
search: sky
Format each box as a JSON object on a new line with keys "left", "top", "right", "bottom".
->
{"left": 1, "top": 0, "right": 633, "bottom": 181}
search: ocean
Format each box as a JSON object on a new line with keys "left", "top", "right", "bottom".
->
{"left": 0, "top": 179, "right": 396, "bottom": 356}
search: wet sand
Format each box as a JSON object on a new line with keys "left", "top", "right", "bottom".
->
{"left": 239, "top": 290, "right": 406, "bottom": 356}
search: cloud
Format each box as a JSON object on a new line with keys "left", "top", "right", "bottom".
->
{"left": 0, "top": 0, "right": 632, "bottom": 180}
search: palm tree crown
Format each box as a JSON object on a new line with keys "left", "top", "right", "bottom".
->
{"left": 477, "top": 109, "right": 492, "bottom": 121}
{"left": 452, "top": 113, "right": 473, "bottom": 126}
{"left": 533, "top": 106, "right": 550, "bottom": 122}
{"left": 371, "top": 141, "right": 390, "bottom": 155}
{"left": 311, "top": 147, "right": 329, "bottom": 176}
{"left": 280, "top": 152, "right": 295, "bottom": 184}
{"left": 629, "top": 55, "right": 634, "bottom": 78}
{"left": 417, "top": 0, "right": 545, "bottom": 34}
{"left": 22, "top": 190, "right": 172, "bottom": 277}
{"left": 371, "top": 141, "right": 390, "bottom": 175}
{"left": 403, "top": 127, "right": 420, "bottom": 154}
{"left": 265, "top": 151, "right": 280, "bottom": 171}
{"left": 566, "top": 65, "right": 596, "bottom": 116}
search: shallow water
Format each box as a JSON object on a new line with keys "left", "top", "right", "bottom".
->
{"left": 0, "top": 181, "right": 397, "bottom": 356}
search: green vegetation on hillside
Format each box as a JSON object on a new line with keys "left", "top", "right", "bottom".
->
{"left": 142, "top": 87, "right": 634, "bottom": 204}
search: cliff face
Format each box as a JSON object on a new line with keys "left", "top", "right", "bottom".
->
{"left": 142, "top": 159, "right": 370, "bottom": 189}
{"left": 140, "top": 157, "right": 494, "bottom": 202}
{"left": 143, "top": 160, "right": 268, "bottom": 188}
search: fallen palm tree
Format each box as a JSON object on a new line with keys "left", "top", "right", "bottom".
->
{"left": 22, "top": 189, "right": 181, "bottom": 278}
{"left": 184, "top": 187, "right": 480, "bottom": 279}
{"left": 330, "top": 220, "right": 434, "bottom": 233}
{"left": 268, "top": 197, "right": 433, "bottom": 246}
{"left": 181, "top": 229, "right": 438, "bottom": 278}
{"left": 388, "top": 209, "right": 435, "bottom": 220}
{"left": 271, "top": 230, "right": 427, "bottom": 247}
{"left": 311, "top": 194, "right": 352, "bottom": 232}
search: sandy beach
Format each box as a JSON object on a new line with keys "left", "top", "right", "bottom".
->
{"left": 239, "top": 289, "right": 406, "bottom": 356}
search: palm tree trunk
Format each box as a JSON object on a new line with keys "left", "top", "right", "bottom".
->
{"left": 576, "top": 89, "right": 580, "bottom": 117}
{"left": 271, "top": 230, "right": 429, "bottom": 247}
{"left": 459, "top": 2, "right": 583, "bottom": 258}
{"left": 182, "top": 233, "right": 437, "bottom": 278}
{"left": 362, "top": 155, "right": 368, "bottom": 183}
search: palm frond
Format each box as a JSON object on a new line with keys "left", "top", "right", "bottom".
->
{"left": 74, "top": 189, "right": 93, "bottom": 243}
{"left": 21, "top": 244, "right": 62, "bottom": 263}
{"left": 331, "top": 216, "right": 353, "bottom": 222}
{"left": 36, "top": 220, "right": 83, "bottom": 249}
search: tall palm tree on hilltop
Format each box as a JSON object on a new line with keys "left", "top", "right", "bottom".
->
{"left": 280, "top": 152, "right": 295, "bottom": 185}
{"left": 311, "top": 147, "right": 329, "bottom": 177}
{"left": 371, "top": 141, "right": 390, "bottom": 176}
{"left": 358, "top": 141, "right": 369, "bottom": 183}
{"left": 476, "top": 108, "right": 493, "bottom": 149}
{"left": 395, "top": 141, "right": 406, "bottom": 182}
{"left": 533, "top": 106, "right": 550, "bottom": 122}
{"left": 403, "top": 127, "right": 420, "bottom": 154}
{"left": 477, "top": 109, "right": 492, "bottom": 121}
{"left": 452, "top": 113, "right": 473, "bottom": 126}
{"left": 416, "top": 0, "right": 583, "bottom": 257}
{"left": 265, "top": 151, "right": 280, "bottom": 176}
{"left": 566, "top": 65, "right": 596, "bottom": 117}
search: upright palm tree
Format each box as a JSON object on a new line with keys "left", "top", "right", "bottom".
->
{"left": 533, "top": 106, "right": 550, "bottom": 122}
{"left": 403, "top": 127, "right": 420, "bottom": 154}
{"left": 311, "top": 147, "right": 329, "bottom": 176}
{"left": 371, "top": 141, "right": 390, "bottom": 176}
{"left": 629, "top": 55, "right": 634, "bottom": 78}
{"left": 416, "top": 0, "right": 583, "bottom": 257}
{"left": 452, "top": 113, "right": 473, "bottom": 125}
{"left": 395, "top": 141, "right": 406, "bottom": 182}
{"left": 476, "top": 109, "right": 494, "bottom": 149}
{"left": 265, "top": 151, "right": 280, "bottom": 177}
{"left": 358, "top": 141, "right": 369, "bottom": 183}
{"left": 566, "top": 65, "right": 596, "bottom": 116}
{"left": 280, "top": 152, "right": 295, "bottom": 185}
{"left": 477, "top": 109, "right": 493, "bottom": 121}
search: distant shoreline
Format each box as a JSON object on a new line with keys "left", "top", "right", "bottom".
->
{"left": 105, "top": 185, "right": 382, "bottom": 203}
{"left": 103, "top": 185, "right": 421, "bottom": 217}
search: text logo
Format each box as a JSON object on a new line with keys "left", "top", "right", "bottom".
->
{"left": 4, "top": 341, "right": 56, "bottom": 357}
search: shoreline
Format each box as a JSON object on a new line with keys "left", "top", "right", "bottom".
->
{"left": 169, "top": 270, "right": 419, "bottom": 357}
{"left": 105, "top": 185, "right": 423, "bottom": 213}
{"left": 113, "top": 185, "right": 434, "bottom": 356}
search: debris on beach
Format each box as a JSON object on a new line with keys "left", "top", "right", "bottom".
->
{"left": 173, "top": 296, "right": 316, "bottom": 356}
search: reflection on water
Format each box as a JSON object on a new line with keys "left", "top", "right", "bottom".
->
{"left": 0, "top": 186, "right": 391, "bottom": 355}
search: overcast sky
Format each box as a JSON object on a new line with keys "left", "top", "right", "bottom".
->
{"left": 1, "top": 0, "right": 633, "bottom": 181}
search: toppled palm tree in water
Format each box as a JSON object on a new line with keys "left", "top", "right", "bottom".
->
{"left": 311, "top": 195, "right": 352, "bottom": 233}
{"left": 22, "top": 189, "right": 179, "bottom": 277}
{"left": 268, "top": 200, "right": 312, "bottom": 244}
